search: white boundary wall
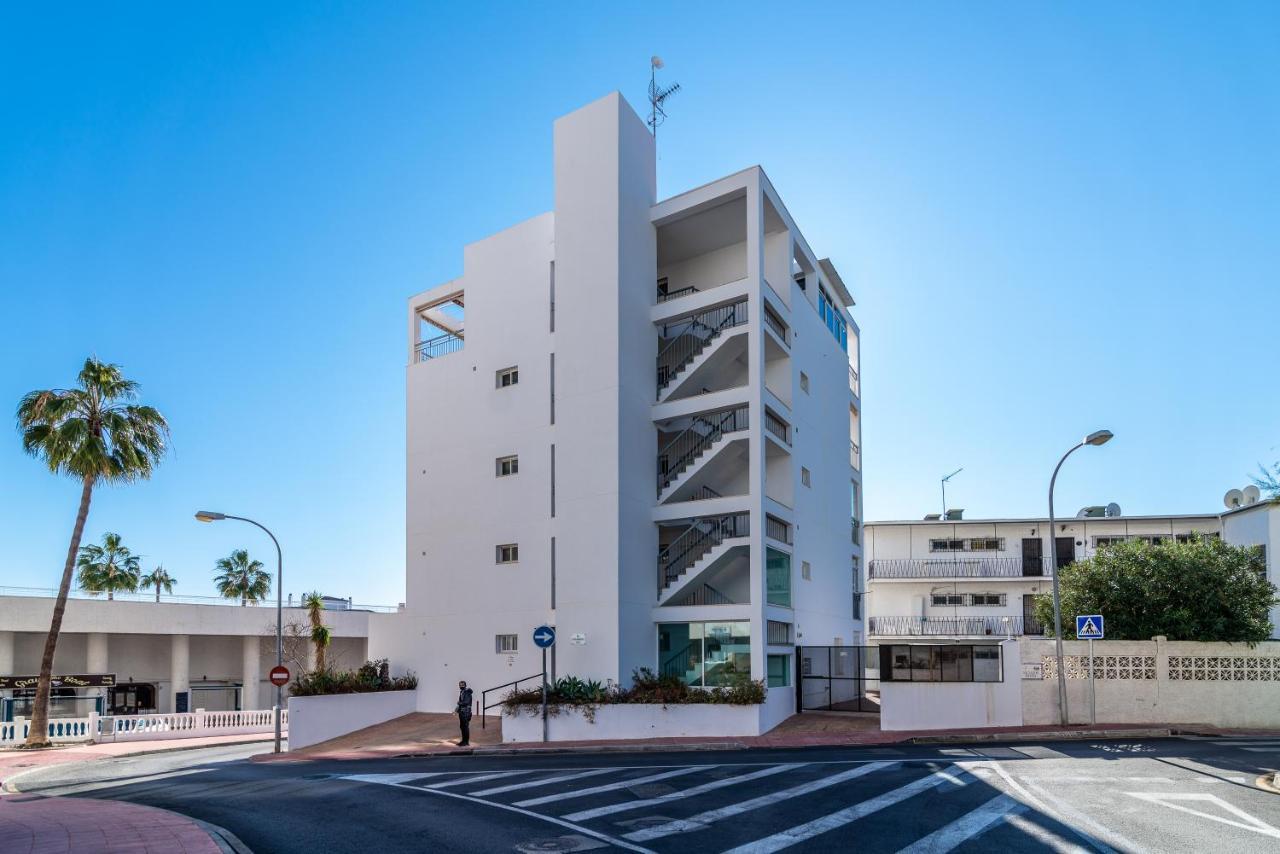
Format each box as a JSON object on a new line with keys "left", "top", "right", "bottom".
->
{"left": 501, "top": 703, "right": 765, "bottom": 742}
{"left": 0, "top": 709, "right": 287, "bottom": 746}
{"left": 1022, "top": 638, "right": 1280, "bottom": 728}
{"left": 879, "top": 640, "right": 1023, "bottom": 731}
{"left": 286, "top": 690, "right": 417, "bottom": 750}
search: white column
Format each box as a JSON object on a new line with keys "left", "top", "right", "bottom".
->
{"left": 170, "top": 634, "right": 190, "bottom": 713}
{"left": 86, "top": 632, "right": 109, "bottom": 674}
{"left": 0, "top": 631, "right": 14, "bottom": 676}
{"left": 241, "top": 635, "right": 261, "bottom": 710}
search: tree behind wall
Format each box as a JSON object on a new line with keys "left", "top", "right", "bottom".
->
{"left": 1034, "top": 534, "right": 1277, "bottom": 642}
{"left": 76, "top": 532, "right": 142, "bottom": 600}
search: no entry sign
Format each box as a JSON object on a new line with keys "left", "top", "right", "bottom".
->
{"left": 269, "top": 665, "right": 291, "bottom": 687}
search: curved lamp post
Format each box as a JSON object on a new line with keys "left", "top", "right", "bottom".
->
{"left": 1047, "top": 430, "right": 1113, "bottom": 727}
{"left": 196, "top": 510, "right": 283, "bottom": 753}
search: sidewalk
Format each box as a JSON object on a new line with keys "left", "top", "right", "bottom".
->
{"left": 0, "top": 793, "right": 224, "bottom": 853}
{"left": 256, "top": 711, "right": 1243, "bottom": 763}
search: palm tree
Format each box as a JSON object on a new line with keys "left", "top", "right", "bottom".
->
{"left": 140, "top": 565, "right": 177, "bottom": 602}
{"left": 302, "top": 591, "right": 332, "bottom": 672}
{"left": 76, "top": 532, "right": 142, "bottom": 600}
{"left": 214, "top": 549, "right": 270, "bottom": 605}
{"left": 16, "top": 358, "right": 168, "bottom": 747}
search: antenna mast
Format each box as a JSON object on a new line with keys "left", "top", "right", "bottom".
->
{"left": 941, "top": 467, "right": 963, "bottom": 518}
{"left": 648, "top": 56, "right": 681, "bottom": 144}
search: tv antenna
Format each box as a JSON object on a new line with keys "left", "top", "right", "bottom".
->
{"left": 941, "top": 467, "right": 963, "bottom": 518}
{"left": 648, "top": 56, "right": 681, "bottom": 142}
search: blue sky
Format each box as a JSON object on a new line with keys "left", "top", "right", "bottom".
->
{"left": 1, "top": 3, "right": 1276, "bottom": 605}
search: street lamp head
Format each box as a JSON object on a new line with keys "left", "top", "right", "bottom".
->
{"left": 194, "top": 510, "right": 226, "bottom": 523}
{"left": 1084, "top": 430, "right": 1114, "bottom": 447}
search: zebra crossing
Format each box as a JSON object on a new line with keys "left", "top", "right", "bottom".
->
{"left": 340, "top": 758, "right": 1091, "bottom": 853}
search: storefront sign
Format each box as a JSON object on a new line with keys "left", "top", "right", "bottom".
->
{"left": 0, "top": 673, "right": 116, "bottom": 690}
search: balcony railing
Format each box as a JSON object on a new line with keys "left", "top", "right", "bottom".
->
{"left": 658, "top": 513, "right": 750, "bottom": 594}
{"left": 763, "top": 410, "right": 790, "bottom": 445}
{"left": 656, "top": 299, "right": 749, "bottom": 396}
{"left": 763, "top": 306, "right": 789, "bottom": 344}
{"left": 869, "top": 616, "right": 1046, "bottom": 637}
{"left": 849, "top": 365, "right": 860, "bottom": 396}
{"left": 657, "top": 406, "right": 749, "bottom": 497}
{"left": 415, "top": 333, "right": 463, "bottom": 362}
{"left": 658, "top": 285, "right": 697, "bottom": 303}
{"left": 850, "top": 441, "right": 861, "bottom": 471}
{"left": 765, "top": 514, "right": 792, "bottom": 544}
{"left": 868, "top": 557, "right": 1053, "bottom": 579}
{"left": 851, "top": 518, "right": 861, "bottom": 546}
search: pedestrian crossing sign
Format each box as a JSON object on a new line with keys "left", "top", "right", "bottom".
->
{"left": 1076, "top": 615, "right": 1104, "bottom": 639}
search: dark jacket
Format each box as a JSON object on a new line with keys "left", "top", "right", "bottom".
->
{"left": 457, "top": 687, "right": 474, "bottom": 719}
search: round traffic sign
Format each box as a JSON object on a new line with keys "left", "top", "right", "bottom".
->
{"left": 269, "top": 665, "right": 291, "bottom": 687}
{"left": 532, "top": 625, "right": 556, "bottom": 649}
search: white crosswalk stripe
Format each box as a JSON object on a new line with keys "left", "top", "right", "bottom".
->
{"left": 721, "top": 768, "right": 971, "bottom": 854}
{"left": 513, "top": 765, "right": 711, "bottom": 808}
{"left": 897, "top": 793, "right": 1026, "bottom": 853}
{"left": 623, "top": 761, "right": 900, "bottom": 842}
{"left": 425, "top": 770, "right": 531, "bottom": 789}
{"left": 561, "top": 762, "right": 806, "bottom": 822}
{"left": 469, "top": 767, "right": 617, "bottom": 796}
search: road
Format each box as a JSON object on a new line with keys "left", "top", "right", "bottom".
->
{"left": 8, "top": 736, "right": 1280, "bottom": 853}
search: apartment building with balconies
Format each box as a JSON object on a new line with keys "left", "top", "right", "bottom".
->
{"left": 862, "top": 510, "right": 1222, "bottom": 644}
{"left": 370, "top": 93, "right": 862, "bottom": 730}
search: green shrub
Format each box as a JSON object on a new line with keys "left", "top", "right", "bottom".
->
{"left": 290, "top": 658, "right": 418, "bottom": 697}
{"left": 501, "top": 666, "right": 765, "bottom": 714}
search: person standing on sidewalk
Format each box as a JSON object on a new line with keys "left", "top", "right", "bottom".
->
{"left": 456, "top": 681, "right": 473, "bottom": 746}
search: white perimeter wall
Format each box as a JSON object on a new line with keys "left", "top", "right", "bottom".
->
{"left": 501, "top": 703, "right": 764, "bottom": 742}
{"left": 287, "top": 690, "right": 417, "bottom": 750}
{"left": 879, "top": 640, "right": 1023, "bottom": 731}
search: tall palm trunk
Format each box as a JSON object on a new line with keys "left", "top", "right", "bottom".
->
{"left": 25, "top": 476, "right": 94, "bottom": 747}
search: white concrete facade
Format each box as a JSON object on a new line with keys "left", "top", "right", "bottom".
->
{"left": 0, "top": 596, "right": 369, "bottom": 717}
{"left": 1221, "top": 501, "right": 1280, "bottom": 637}
{"left": 863, "top": 513, "right": 1223, "bottom": 643}
{"left": 373, "top": 93, "right": 863, "bottom": 729}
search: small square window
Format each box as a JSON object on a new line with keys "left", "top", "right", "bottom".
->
{"left": 495, "top": 634, "right": 518, "bottom": 653}
{"left": 931, "top": 593, "right": 964, "bottom": 606}
{"left": 496, "top": 367, "right": 519, "bottom": 388}
{"left": 496, "top": 455, "right": 518, "bottom": 477}
{"left": 800, "top": 372, "right": 810, "bottom": 393}
{"left": 801, "top": 467, "right": 811, "bottom": 487}
{"left": 496, "top": 544, "right": 519, "bottom": 564}
{"left": 801, "top": 560, "right": 811, "bottom": 580}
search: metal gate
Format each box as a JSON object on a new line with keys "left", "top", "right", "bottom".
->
{"left": 796, "top": 646, "right": 879, "bottom": 713}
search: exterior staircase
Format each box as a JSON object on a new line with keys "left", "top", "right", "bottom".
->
{"left": 657, "top": 406, "right": 748, "bottom": 500}
{"left": 656, "top": 299, "right": 748, "bottom": 399}
{"left": 657, "top": 513, "right": 750, "bottom": 600}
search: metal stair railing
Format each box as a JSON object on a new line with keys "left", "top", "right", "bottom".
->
{"left": 656, "top": 299, "right": 748, "bottom": 397}
{"left": 656, "top": 406, "right": 749, "bottom": 496}
{"left": 657, "top": 513, "right": 750, "bottom": 594}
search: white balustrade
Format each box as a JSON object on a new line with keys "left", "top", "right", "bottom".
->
{"left": 0, "top": 708, "right": 288, "bottom": 746}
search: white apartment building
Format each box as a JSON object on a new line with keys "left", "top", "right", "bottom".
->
{"left": 863, "top": 509, "right": 1224, "bottom": 643}
{"left": 371, "top": 93, "right": 863, "bottom": 730}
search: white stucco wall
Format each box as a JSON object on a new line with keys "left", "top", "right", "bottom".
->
{"left": 1221, "top": 503, "right": 1280, "bottom": 638}
{"left": 879, "top": 640, "right": 1023, "bottom": 731}
{"left": 287, "top": 690, "right": 417, "bottom": 750}
{"left": 501, "top": 702, "right": 765, "bottom": 742}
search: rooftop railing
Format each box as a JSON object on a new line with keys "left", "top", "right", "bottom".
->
{"left": 868, "top": 557, "right": 1052, "bottom": 580}
{"left": 869, "top": 615, "right": 1046, "bottom": 637}
{"left": 415, "top": 332, "right": 464, "bottom": 362}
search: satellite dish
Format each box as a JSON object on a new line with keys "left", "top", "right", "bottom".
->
{"left": 1224, "top": 488, "right": 1244, "bottom": 509}
{"left": 1106, "top": 502, "right": 1122, "bottom": 518}
{"left": 1243, "top": 485, "right": 1261, "bottom": 505}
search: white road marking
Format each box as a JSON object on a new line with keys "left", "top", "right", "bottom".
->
{"left": 1125, "top": 792, "right": 1280, "bottom": 839}
{"left": 561, "top": 763, "right": 805, "bottom": 822}
{"left": 1002, "top": 812, "right": 1092, "bottom": 854}
{"left": 623, "top": 761, "right": 900, "bottom": 842}
{"left": 342, "top": 772, "right": 441, "bottom": 785}
{"left": 968, "top": 761, "right": 1124, "bottom": 854}
{"left": 513, "top": 765, "right": 709, "bottom": 808}
{"left": 721, "top": 768, "right": 968, "bottom": 854}
{"left": 1241, "top": 746, "right": 1280, "bottom": 753}
{"left": 471, "top": 767, "right": 618, "bottom": 796}
{"left": 426, "top": 770, "right": 532, "bottom": 789}
{"left": 896, "top": 794, "right": 1026, "bottom": 853}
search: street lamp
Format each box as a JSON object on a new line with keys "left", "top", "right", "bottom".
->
{"left": 196, "top": 510, "right": 284, "bottom": 754}
{"left": 1047, "top": 429, "right": 1113, "bottom": 727}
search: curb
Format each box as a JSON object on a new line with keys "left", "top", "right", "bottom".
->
{"left": 433, "top": 741, "right": 751, "bottom": 758}
{"left": 192, "top": 817, "right": 256, "bottom": 854}
{"left": 908, "top": 727, "right": 1173, "bottom": 744}
{"left": 1257, "top": 772, "right": 1280, "bottom": 795}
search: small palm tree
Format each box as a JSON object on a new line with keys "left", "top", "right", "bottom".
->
{"left": 16, "top": 358, "right": 168, "bottom": 747}
{"left": 302, "top": 591, "right": 332, "bottom": 672}
{"left": 140, "top": 565, "right": 177, "bottom": 602}
{"left": 214, "top": 549, "right": 270, "bottom": 605}
{"left": 76, "top": 532, "right": 142, "bottom": 600}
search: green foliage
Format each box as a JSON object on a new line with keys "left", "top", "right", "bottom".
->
{"left": 1255, "top": 461, "right": 1280, "bottom": 504}
{"left": 139, "top": 565, "right": 176, "bottom": 600}
{"left": 502, "top": 667, "right": 766, "bottom": 714}
{"left": 301, "top": 590, "right": 331, "bottom": 671}
{"left": 290, "top": 658, "right": 418, "bottom": 696}
{"left": 76, "top": 532, "right": 142, "bottom": 599}
{"left": 1033, "top": 534, "right": 1277, "bottom": 642}
{"left": 17, "top": 357, "right": 169, "bottom": 484}
{"left": 214, "top": 548, "right": 271, "bottom": 605}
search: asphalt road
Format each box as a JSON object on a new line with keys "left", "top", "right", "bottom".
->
{"left": 8, "top": 736, "right": 1280, "bottom": 853}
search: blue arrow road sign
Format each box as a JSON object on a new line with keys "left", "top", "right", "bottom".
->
{"left": 1076, "top": 615, "right": 1104, "bottom": 639}
{"left": 533, "top": 625, "right": 556, "bottom": 648}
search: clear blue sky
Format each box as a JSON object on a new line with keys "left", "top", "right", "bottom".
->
{"left": 2, "top": 4, "right": 1276, "bottom": 605}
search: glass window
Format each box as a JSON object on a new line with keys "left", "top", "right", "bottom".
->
{"left": 496, "top": 544, "right": 519, "bottom": 564}
{"left": 496, "top": 366, "right": 519, "bottom": 388}
{"left": 660, "top": 622, "right": 751, "bottom": 687}
{"left": 496, "top": 455, "right": 518, "bottom": 477}
{"left": 767, "top": 654, "right": 790, "bottom": 688}
{"left": 495, "top": 634, "right": 518, "bottom": 653}
{"left": 910, "top": 646, "right": 937, "bottom": 681}
{"left": 766, "top": 548, "right": 792, "bottom": 608}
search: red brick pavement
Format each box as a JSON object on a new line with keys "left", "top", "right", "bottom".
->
{"left": 0, "top": 794, "right": 220, "bottom": 853}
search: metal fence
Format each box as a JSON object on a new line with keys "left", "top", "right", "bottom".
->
{"left": 796, "top": 646, "right": 879, "bottom": 713}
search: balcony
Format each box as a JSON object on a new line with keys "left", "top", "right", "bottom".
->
{"left": 869, "top": 616, "right": 1046, "bottom": 637}
{"left": 656, "top": 299, "right": 749, "bottom": 400}
{"left": 415, "top": 333, "right": 464, "bottom": 362}
{"left": 849, "top": 365, "right": 860, "bottom": 396}
{"left": 850, "top": 441, "right": 861, "bottom": 471}
{"left": 851, "top": 518, "right": 861, "bottom": 546}
{"left": 763, "top": 409, "right": 790, "bottom": 445}
{"left": 763, "top": 304, "right": 789, "bottom": 345}
{"left": 868, "top": 557, "right": 1052, "bottom": 580}
{"left": 765, "top": 514, "right": 792, "bottom": 545}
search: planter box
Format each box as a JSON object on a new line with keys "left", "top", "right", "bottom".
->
{"left": 501, "top": 702, "right": 765, "bottom": 742}
{"left": 287, "top": 690, "right": 417, "bottom": 750}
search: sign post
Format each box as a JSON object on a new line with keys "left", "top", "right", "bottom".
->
{"left": 1075, "top": 615, "right": 1104, "bottom": 726}
{"left": 532, "top": 625, "right": 556, "bottom": 743}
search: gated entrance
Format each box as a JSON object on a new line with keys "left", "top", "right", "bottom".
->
{"left": 796, "top": 645, "right": 880, "bottom": 713}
